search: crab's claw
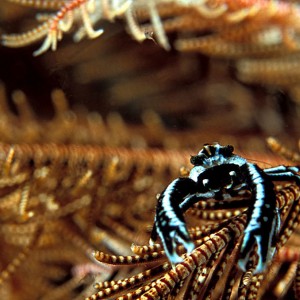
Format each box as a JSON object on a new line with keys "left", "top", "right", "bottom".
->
{"left": 159, "top": 221, "right": 195, "bottom": 264}
{"left": 238, "top": 208, "right": 280, "bottom": 274}
{"left": 150, "top": 178, "right": 198, "bottom": 264}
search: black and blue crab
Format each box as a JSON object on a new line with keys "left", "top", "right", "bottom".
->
{"left": 150, "top": 143, "right": 300, "bottom": 273}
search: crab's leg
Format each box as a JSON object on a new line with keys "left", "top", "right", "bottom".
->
{"left": 238, "top": 163, "right": 280, "bottom": 273}
{"left": 263, "top": 165, "right": 300, "bottom": 183}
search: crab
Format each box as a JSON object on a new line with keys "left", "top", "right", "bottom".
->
{"left": 150, "top": 143, "right": 300, "bottom": 273}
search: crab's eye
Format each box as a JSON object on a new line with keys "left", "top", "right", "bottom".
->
{"left": 190, "top": 155, "right": 204, "bottom": 166}
{"left": 227, "top": 145, "right": 234, "bottom": 152}
{"left": 221, "top": 145, "right": 234, "bottom": 157}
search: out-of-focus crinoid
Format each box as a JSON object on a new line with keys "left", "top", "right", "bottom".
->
{"left": 267, "top": 137, "right": 300, "bottom": 164}
{"left": 2, "top": 0, "right": 300, "bottom": 57}
{"left": 88, "top": 140, "right": 300, "bottom": 300}
{"left": 3, "top": 0, "right": 300, "bottom": 97}
{"left": 0, "top": 84, "right": 250, "bottom": 149}
{"left": 0, "top": 141, "right": 194, "bottom": 300}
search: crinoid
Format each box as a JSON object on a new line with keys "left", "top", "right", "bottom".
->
{"left": 3, "top": 0, "right": 300, "bottom": 58}
{"left": 88, "top": 140, "right": 300, "bottom": 300}
{"left": 3, "top": 0, "right": 300, "bottom": 113}
{"left": 0, "top": 140, "right": 195, "bottom": 299}
{"left": 0, "top": 86, "right": 200, "bottom": 299}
